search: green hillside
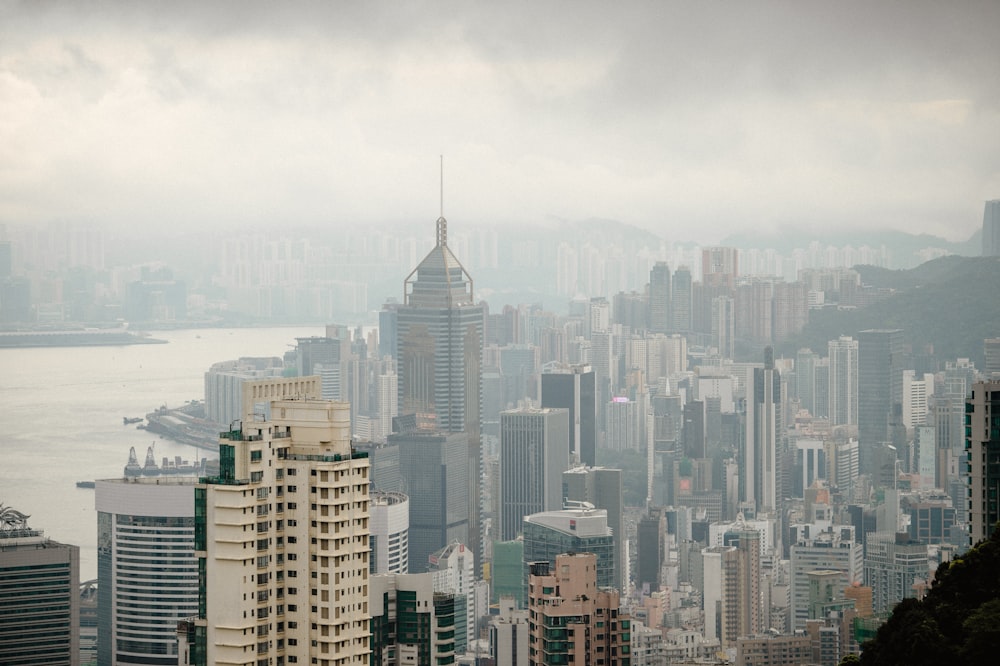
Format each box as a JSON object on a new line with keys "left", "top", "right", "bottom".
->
{"left": 780, "top": 256, "right": 1000, "bottom": 367}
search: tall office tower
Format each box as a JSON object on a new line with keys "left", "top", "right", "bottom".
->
{"left": 648, "top": 261, "right": 671, "bottom": 333}
{"left": 562, "top": 467, "right": 625, "bottom": 592}
{"left": 586, "top": 297, "right": 611, "bottom": 338}
{"left": 526, "top": 554, "right": 629, "bottom": 665}
{"left": 391, "top": 429, "right": 470, "bottom": 570}
{"left": 772, "top": 281, "right": 809, "bottom": 343}
{"left": 522, "top": 506, "right": 615, "bottom": 590}
{"left": 378, "top": 301, "right": 399, "bottom": 359}
{"left": 712, "top": 294, "right": 735, "bottom": 359}
{"left": 369, "top": 572, "right": 462, "bottom": 665}
{"left": 796, "top": 349, "right": 819, "bottom": 416}
{"left": 902, "top": 370, "right": 934, "bottom": 428}
{"left": 489, "top": 597, "right": 529, "bottom": 665}
{"left": 370, "top": 491, "right": 410, "bottom": 574}
{"left": 499, "top": 344, "right": 540, "bottom": 406}
{"left": 96, "top": 478, "right": 197, "bottom": 666}
{"left": 863, "top": 532, "right": 929, "bottom": 615}
{"left": 858, "top": 329, "right": 904, "bottom": 475}
{"left": 671, "top": 266, "right": 693, "bottom": 332}
{"left": 613, "top": 290, "right": 647, "bottom": 331}
{"left": 374, "top": 365, "right": 398, "bottom": 443}
{"left": 295, "top": 335, "right": 342, "bottom": 378}
{"left": 985, "top": 338, "right": 1000, "bottom": 377}
{"left": 789, "top": 527, "right": 863, "bottom": 630}
{"left": 396, "top": 213, "right": 483, "bottom": 568}
{"left": 540, "top": 364, "right": 597, "bottom": 466}
{"left": 0, "top": 508, "right": 80, "bottom": 666}
{"left": 967, "top": 380, "right": 1000, "bottom": 544}
{"left": 428, "top": 541, "right": 477, "bottom": 654}
{"left": 183, "top": 399, "right": 370, "bottom": 665}
{"left": 498, "top": 408, "right": 570, "bottom": 541}
{"left": 983, "top": 199, "right": 1000, "bottom": 256}
{"left": 636, "top": 507, "right": 666, "bottom": 591}
{"left": 606, "top": 396, "right": 643, "bottom": 451}
{"left": 814, "top": 357, "right": 830, "bottom": 419}
{"left": 203, "top": 357, "right": 286, "bottom": 426}
{"left": 702, "top": 246, "right": 739, "bottom": 288}
{"left": 745, "top": 347, "right": 781, "bottom": 515}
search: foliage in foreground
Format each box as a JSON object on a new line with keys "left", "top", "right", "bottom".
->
{"left": 857, "top": 524, "right": 1000, "bottom": 666}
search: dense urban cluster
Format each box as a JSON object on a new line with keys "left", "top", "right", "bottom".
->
{"left": 1, "top": 201, "right": 1000, "bottom": 666}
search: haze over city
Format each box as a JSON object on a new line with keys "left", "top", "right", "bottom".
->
{"left": 2, "top": 0, "right": 999, "bottom": 242}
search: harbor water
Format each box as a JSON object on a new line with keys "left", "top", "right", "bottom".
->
{"left": 0, "top": 326, "right": 324, "bottom": 581}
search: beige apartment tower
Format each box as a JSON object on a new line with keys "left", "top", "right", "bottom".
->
{"left": 180, "top": 397, "right": 370, "bottom": 666}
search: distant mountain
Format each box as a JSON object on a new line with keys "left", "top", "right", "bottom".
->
{"left": 780, "top": 256, "right": 1000, "bottom": 368}
{"left": 722, "top": 229, "right": 980, "bottom": 268}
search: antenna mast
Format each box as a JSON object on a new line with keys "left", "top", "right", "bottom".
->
{"left": 436, "top": 155, "right": 447, "bottom": 246}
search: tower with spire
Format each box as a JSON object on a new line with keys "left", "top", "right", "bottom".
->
{"left": 395, "top": 165, "right": 484, "bottom": 570}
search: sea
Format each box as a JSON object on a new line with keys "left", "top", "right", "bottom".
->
{"left": 0, "top": 326, "right": 325, "bottom": 581}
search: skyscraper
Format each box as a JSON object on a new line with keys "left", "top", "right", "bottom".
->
{"left": 858, "top": 329, "right": 904, "bottom": 476}
{"left": 182, "top": 398, "right": 370, "bottom": 665}
{"left": 967, "top": 380, "right": 1000, "bottom": 545}
{"left": 498, "top": 408, "right": 570, "bottom": 541}
{"left": 369, "top": 490, "right": 410, "bottom": 575}
{"left": 562, "top": 466, "right": 625, "bottom": 592}
{"left": 391, "top": 429, "right": 470, "bottom": 571}
{"left": 982, "top": 199, "right": 1000, "bottom": 257}
{"left": 396, "top": 213, "right": 484, "bottom": 568}
{"left": 648, "top": 261, "right": 671, "bottom": 334}
{"left": 828, "top": 336, "right": 858, "bottom": 427}
{"left": 671, "top": 266, "right": 693, "bottom": 332}
{"left": 0, "top": 507, "right": 79, "bottom": 666}
{"left": 522, "top": 506, "right": 615, "bottom": 591}
{"left": 745, "top": 347, "right": 781, "bottom": 515}
{"left": 540, "top": 364, "right": 596, "bottom": 466}
{"left": 96, "top": 477, "right": 197, "bottom": 666}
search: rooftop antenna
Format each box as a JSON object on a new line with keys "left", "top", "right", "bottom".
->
{"left": 436, "top": 155, "right": 447, "bottom": 246}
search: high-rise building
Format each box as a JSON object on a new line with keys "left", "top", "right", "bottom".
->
{"left": 396, "top": 214, "right": 483, "bottom": 568}
{"left": 984, "top": 338, "right": 1000, "bottom": 377}
{"left": 428, "top": 541, "right": 478, "bottom": 653}
{"left": 540, "top": 364, "right": 597, "bottom": 466}
{"left": 369, "top": 572, "right": 462, "bottom": 665}
{"left": 370, "top": 491, "right": 410, "bottom": 575}
{"left": 702, "top": 246, "right": 739, "bottom": 288}
{"left": 982, "top": 199, "right": 1000, "bottom": 256}
{"left": 498, "top": 408, "right": 570, "bottom": 541}
{"left": 745, "top": 347, "right": 781, "bottom": 515}
{"left": 671, "top": 266, "right": 693, "bottom": 333}
{"left": 648, "top": 261, "right": 671, "bottom": 334}
{"left": 828, "top": 336, "right": 858, "bottom": 427}
{"left": 966, "top": 380, "right": 1000, "bottom": 544}
{"left": 96, "top": 477, "right": 197, "bottom": 666}
{"left": 902, "top": 371, "right": 934, "bottom": 428}
{"left": 391, "top": 429, "right": 470, "bottom": 571}
{"left": 522, "top": 506, "right": 615, "bottom": 591}
{"left": 526, "top": 554, "right": 629, "bottom": 665}
{"left": 858, "top": 329, "right": 904, "bottom": 475}
{"left": 489, "top": 596, "right": 529, "bottom": 665}
{"left": 562, "top": 466, "right": 625, "bottom": 592}
{"left": 702, "top": 544, "right": 739, "bottom": 645}
{"left": 863, "top": 532, "right": 929, "bottom": 615}
{"left": 181, "top": 398, "right": 370, "bottom": 665}
{"left": 637, "top": 508, "right": 666, "bottom": 592}
{"left": 202, "top": 357, "right": 287, "bottom": 426}
{"left": 796, "top": 349, "right": 819, "bottom": 417}
{"left": 0, "top": 508, "right": 80, "bottom": 666}
{"left": 789, "top": 526, "right": 862, "bottom": 630}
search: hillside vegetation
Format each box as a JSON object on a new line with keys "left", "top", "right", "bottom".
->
{"left": 781, "top": 256, "right": 1000, "bottom": 367}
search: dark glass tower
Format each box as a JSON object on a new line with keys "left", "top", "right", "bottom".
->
{"left": 858, "top": 329, "right": 904, "bottom": 477}
{"left": 396, "top": 214, "right": 484, "bottom": 569}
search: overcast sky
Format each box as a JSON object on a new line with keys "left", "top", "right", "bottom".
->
{"left": 1, "top": 0, "right": 998, "bottom": 243}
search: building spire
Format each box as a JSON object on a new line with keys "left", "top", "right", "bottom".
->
{"left": 436, "top": 155, "right": 447, "bottom": 246}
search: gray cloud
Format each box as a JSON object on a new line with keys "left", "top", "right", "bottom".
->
{"left": 1, "top": 0, "right": 998, "bottom": 243}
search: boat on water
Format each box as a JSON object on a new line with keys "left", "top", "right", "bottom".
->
{"left": 123, "top": 416, "right": 143, "bottom": 425}
{"left": 122, "top": 447, "right": 209, "bottom": 478}
{"left": 76, "top": 481, "right": 95, "bottom": 489}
